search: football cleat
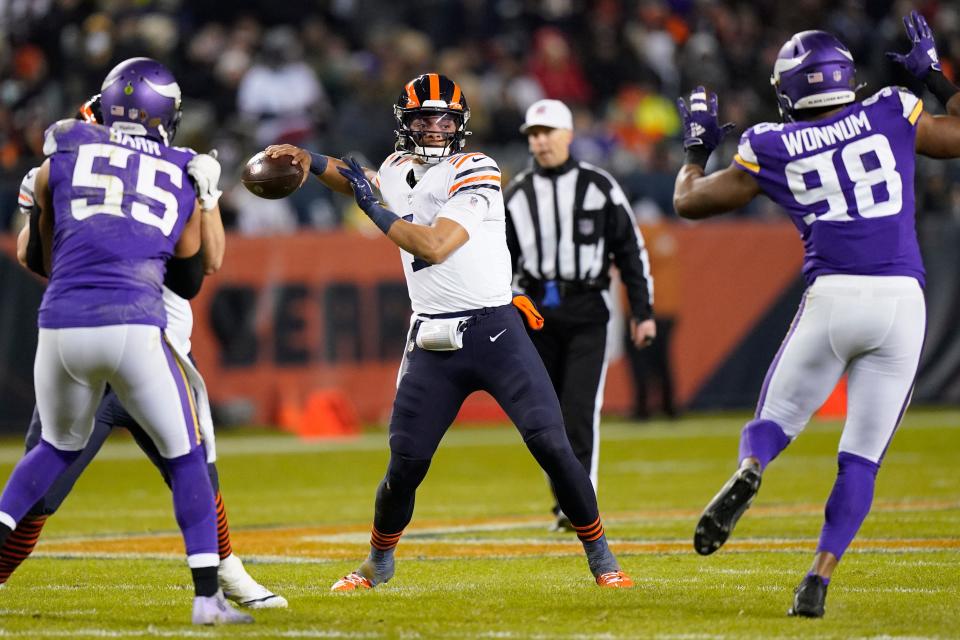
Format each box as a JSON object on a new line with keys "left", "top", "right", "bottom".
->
{"left": 331, "top": 572, "right": 374, "bottom": 592}
{"left": 596, "top": 570, "right": 634, "bottom": 589}
{"left": 694, "top": 463, "right": 762, "bottom": 555}
{"left": 218, "top": 554, "right": 288, "bottom": 609}
{"left": 191, "top": 589, "right": 254, "bottom": 625}
{"left": 788, "top": 574, "right": 828, "bottom": 618}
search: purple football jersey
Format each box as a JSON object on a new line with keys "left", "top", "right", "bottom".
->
{"left": 38, "top": 120, "right": 197, "bottom": 328}
{"left": 734, "top": 87, "right": 925, "bottom": 286}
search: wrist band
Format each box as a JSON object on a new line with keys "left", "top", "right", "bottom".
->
{"left": 363, "top": 201, "right": 400, "bottom": 235}
{"left": 684, "top": 146, "right": 712, "bottom": 169}
{"left": 309, "top": 152, "right": 328, "bottom": 176}
{"left": 924, "top": 70, "right": 959, "bottom": 109}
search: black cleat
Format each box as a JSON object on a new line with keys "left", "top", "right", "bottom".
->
{"left": 693, "top": 464, "right": 761, "bottom": 555}
{"left": 788, "top": 574, "right": 827, "bottom": 618}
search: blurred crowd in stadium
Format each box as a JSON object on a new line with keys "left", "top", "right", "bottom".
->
{"left": 3, "top": 0, "right": 960, "bottom": 233}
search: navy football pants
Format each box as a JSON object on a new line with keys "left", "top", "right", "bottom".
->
{"left": 374, "top": 304, "right": 600, "bottom": 534}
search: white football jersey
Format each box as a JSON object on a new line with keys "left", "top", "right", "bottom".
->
{"left": 375, "top": 151, "right": 512, "bottom": 315}
{"left": 20, "top": 166, "right": 194, "bottom": 352}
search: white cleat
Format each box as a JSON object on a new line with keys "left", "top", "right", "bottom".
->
{"left": 219, "top": 553, "right": 288, "bottom": 609}
{"left": 192, "top": 589, "right": 254, "bottom": 625}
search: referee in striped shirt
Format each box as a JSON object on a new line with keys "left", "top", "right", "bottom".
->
{"left": 504, "top": 99, "right": 656, "bottom": 531}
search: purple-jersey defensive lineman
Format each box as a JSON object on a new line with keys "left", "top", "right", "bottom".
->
{"left": 265, "top": 73, "right": 634, "bottom": 591}
{"left": 673, "top": 25, "right": 960, "bottom": 618}
{"left": 0, "top": 58, "right": 253, "bottom": 625}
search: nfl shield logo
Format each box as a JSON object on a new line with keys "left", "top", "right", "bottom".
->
{"left": 833, "top": 70, "right": 843, "bottom": 81}
{"left": 578, "top": 218, "right": 595, "bottom": 236}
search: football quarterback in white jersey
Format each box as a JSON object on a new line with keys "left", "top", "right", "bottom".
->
{"left": 265, "top": 73, "right": 634, "bottom": 592}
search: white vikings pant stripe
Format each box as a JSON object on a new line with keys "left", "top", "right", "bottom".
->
{"left": 757, "top": 275, "right": 925, "bottom": 464}
{"left": 34, "top": 325, "right": 200, "bottom": 458}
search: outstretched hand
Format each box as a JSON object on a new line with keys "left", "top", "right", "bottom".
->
{"left": 337, "top": 157, "right": 378, "bottom": 211}
{"left": 886, "top": 10, "right": 941, "bottom": 79}
{"left": 677, "top": 86, "right": 735, "bottom": 161}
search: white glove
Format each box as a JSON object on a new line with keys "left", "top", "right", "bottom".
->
{"left": 187, "top": 149, "right": 222, "bottom": 211}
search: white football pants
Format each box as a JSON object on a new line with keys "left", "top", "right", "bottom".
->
{"left": 34, "top": 324, "right": 201, "bottom": 458}
{"left": 756, "top": 275, "right": 925, "bottom": 463}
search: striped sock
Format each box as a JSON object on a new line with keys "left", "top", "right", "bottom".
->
{"left": 573, "top": 516, "right": 605, "bottom": 543}
{"left": 0, "top": 515, "right": 48, "bottom": 584}
{"left": 360, "top": 527, "right": 400, "bottom": 585}
{"left": 574, "top": 517, "right": 619, "bottom": 576}
{"left": 215, "top": 492, "right": 233, "bottom": 560}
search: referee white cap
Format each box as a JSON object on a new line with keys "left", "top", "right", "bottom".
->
{"left": 520, "top": 99, "right": 573, "bottom": 133}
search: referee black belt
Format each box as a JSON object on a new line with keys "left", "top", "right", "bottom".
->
{"left": 520, "top": 278, "right": 607, "bottom": 297}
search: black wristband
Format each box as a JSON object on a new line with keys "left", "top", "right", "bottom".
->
{"left": 924, "top": 70, "right": 959, "bottom": 109}
{"left": 308, "top": 152, "right": 328, "bottom": 176}
{"left": 684, "top": 146, "right": 711, "bottom": 169}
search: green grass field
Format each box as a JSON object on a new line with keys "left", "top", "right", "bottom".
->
{"left": 0, "top": 409, "right": 958, "bottom": 638}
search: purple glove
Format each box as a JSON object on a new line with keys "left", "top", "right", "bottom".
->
{"left": 337, "top": 157, "right": 378, "bottom": 211}
{"left": 886, "top": 10, "right": 941, "bottom": 79}
{"left": 676, "top": 86, "right": 735, "bottom": 167}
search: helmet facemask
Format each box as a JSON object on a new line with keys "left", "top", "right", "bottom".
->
{"left": 394, "top": 103, "right": 470, "bottom": 164}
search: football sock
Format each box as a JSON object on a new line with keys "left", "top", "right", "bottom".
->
{"left": 215, "top": 492, "right": 233, "bottom": 560}
{"left": 806, "top": 571, "right": 830, "bottom": 587}
{"left": 191, "top": 565, "right": 219, "bottom": 597}
{"left": 0, "top": 515, "right": 47, "bottom": 584}
{"left": 575, "top": 520, "right": 619, "bottom": 576}
{"left": 167, "top": 447, "right": 218, "bottom": 559}
{"left": 0, "top": 441, "right": 80, "bottom": 524}
{"left": 816, "top": 452, "right": 878, "bottom": 560}
{"left": 738, "top": 419, "right": 790, "bottom": 470}
{"left": 360, "top": 527, "right": 400, "bottom": 585}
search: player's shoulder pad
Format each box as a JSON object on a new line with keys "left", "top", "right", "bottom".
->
{"left": 173, "top": 145, "right": 198, "bottom": 156}
{"left": 447, "top": 151, "right": 500, "bottom": 172}
{"left": 732, "top": 122, "right": 781, "bottom": 174}
{"left": 447, "top": 152, "right": 502, "bottom": 198}
{"left": 42, "top": 120, "right": 111, "bottom": 156}
{"left": 862, "top": 86, "right": 923, "bottom": 125}
{"left": 380, "top": 151, "right": 413, "bottom": 173}
{"left": 18, "top": 166, "right": 40, "bottom": 210}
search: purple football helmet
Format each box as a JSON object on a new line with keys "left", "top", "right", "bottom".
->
{"left": 770, "top": 31, "right": 857, "bottom": 121}
{"left": 100, "top": 57, "right": 182, "bottom": 144}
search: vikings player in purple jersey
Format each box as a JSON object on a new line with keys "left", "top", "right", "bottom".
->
{"left": 673, "top": 26, "right": 960, "bottom": 618}
{"left": 5, "top": 95, "right": 286, "bottom": 612}
{"left": 0, "top": 58, "right": 253, "bottom": 625}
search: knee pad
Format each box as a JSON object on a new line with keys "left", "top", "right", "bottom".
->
{"left": 385, "top": 454, "right": 431, "bottom": 493}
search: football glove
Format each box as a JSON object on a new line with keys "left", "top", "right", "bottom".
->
{"left": 886, "top": 10, "right": 941, "bottom": 79}
{"left": 187, "top": 150, "right": 222, "bottom": 211}
{"left": 677, "top": 87, "right": 735, "bottom": 167}
{"left": 337, "top": 157, "right": 379, "bottom": 212}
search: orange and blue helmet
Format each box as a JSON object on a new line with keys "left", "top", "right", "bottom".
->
{"left": 394, "top": 73, "right": 471, "bottom": 163}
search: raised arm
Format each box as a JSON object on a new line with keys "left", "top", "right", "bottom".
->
{"left": 336, "top": 157, "right": 468, "bottom": 264}
{"left": 265, "top": 144, "right": 369, "bottom": 196}
{"left": 673, "top": 87, "right": 761, "bottom": 219}
{"left": 674, "top": 163, "right": 762, "bottom": 219}
{"left": 887, "top": 10, "right": 960, "bottom": 117}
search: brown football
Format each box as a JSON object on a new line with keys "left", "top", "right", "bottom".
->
{"left": 241, "top": 152, "right": 304, "bottom": 199}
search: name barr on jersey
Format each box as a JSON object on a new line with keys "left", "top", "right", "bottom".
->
{"left": 782, "top": 111, "right": 871, "bottom": 156}
{"left": 109, "top": 127, "right": 162, "bottom": 156}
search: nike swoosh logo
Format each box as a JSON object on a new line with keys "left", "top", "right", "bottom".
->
{"left": 489, "top": 329, "right": 507, "bottom": 342}
{"left": 471, "top": 156, "right": 484, "bottom": 162}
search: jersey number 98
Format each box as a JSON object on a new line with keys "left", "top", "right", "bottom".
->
{"left": 785, "top": 133, "right": 902, "bottom": 224}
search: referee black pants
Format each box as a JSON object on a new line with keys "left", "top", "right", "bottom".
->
{"left": 529, "top": 317, "right": 608, "bottom": 511}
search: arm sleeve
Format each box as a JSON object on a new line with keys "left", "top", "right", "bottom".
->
{"left": 25, "top": 203, "right": 47, "bottom": 277}
{"left": 606, "top": 180, "right": 654, "bottom": 320}
{"left": 163, "top": 251, "right": 205, "bottom": 299}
